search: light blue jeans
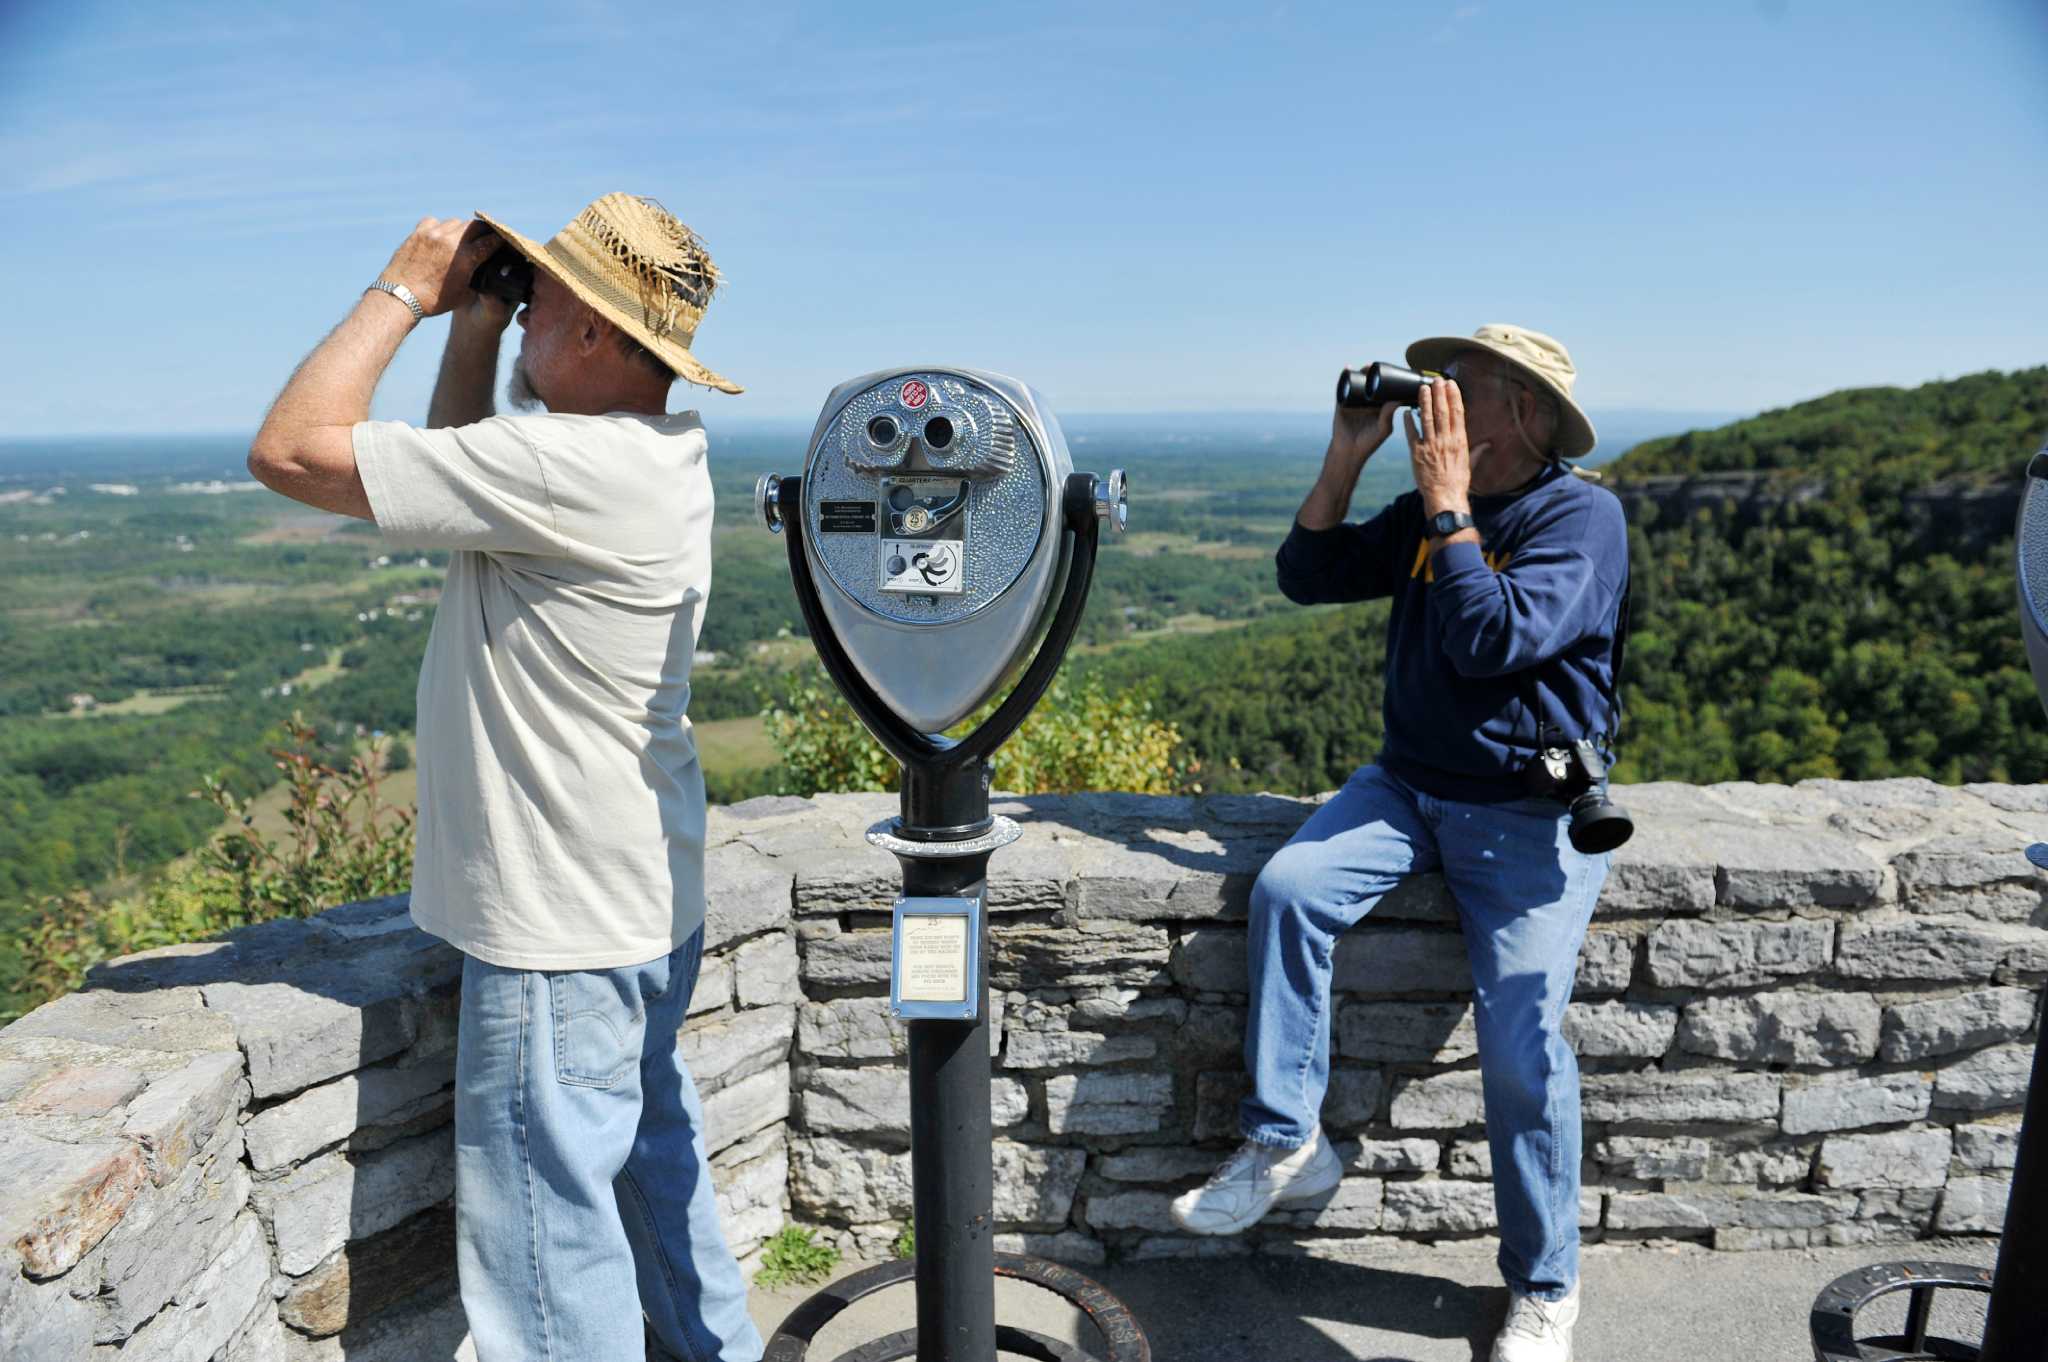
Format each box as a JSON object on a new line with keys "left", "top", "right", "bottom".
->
{"left": 455, "top": 926, "right": 764, "bottom": 1362}
{"left": 1240, "top": 764, "right": 1608, "bottom": 1300}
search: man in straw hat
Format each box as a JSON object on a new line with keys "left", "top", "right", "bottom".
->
{"left": 1171, "top": 326, "right": 1627, "bottom": 1362}
{"left": 248, "top": 195, "right": 762, "bottom": 1361}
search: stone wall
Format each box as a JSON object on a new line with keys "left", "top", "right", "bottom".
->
{"left": 780, "top": 781, "right": 2042, "bottom": 1264}
{"left": 0, "top": 840, "right": 800, "bottom": 1362}
{"left": 1, "top": 778, "right": 2041, "bottom": 1358}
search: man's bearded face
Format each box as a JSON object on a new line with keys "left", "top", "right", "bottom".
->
{"left": 506, "top": 356, "right": 544, "bottom": 412}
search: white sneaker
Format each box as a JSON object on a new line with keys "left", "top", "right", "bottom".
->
{"left": 1169, "top": 1127, "right": 1343, "bottom": 1235}
{"left": 1491, "top": 1286, "right": 1580, "bottom": 1362}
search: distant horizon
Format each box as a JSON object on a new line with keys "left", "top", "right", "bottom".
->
{"left": 13, "top": 356, "right": 2046, "bottom": 444}
{"left": 0, "top": 403, "right": 1748, "bottom": 442}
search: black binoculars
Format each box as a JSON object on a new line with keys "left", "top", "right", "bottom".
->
{"left": 471, "top": 246, "right": 535, "bottom": 307}
{"left": 1335, "top": 361, "right": 1436, "bottom": 410}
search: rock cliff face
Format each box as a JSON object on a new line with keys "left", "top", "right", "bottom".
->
{"left": 1609, "top": 472, "right": 2022, "bottom": 549}
{"left": 1, "top": 779, "right": 2041, "bottom": 1359}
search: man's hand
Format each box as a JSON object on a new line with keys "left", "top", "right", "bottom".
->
{"left": 1329, "top": 400, "right": 1399, "bottom": 472}
{"left": 375, "top": 218, "right": 505, "bottom": 319}
{"left": 452, "top": 264, "right": 516, "bottom": 334}
{"left": 1404, "top": 377, "right": 1490, "bottom": 517}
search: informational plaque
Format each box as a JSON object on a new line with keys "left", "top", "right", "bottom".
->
{"left": 889, "top": 896, "right": 982, "bottom": 1022}
{"left": 899, "top": 914, "right": 968, "bottom": 1002}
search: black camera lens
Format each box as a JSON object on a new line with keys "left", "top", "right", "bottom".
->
{"left": 923, "top": 416, "right": 955, "bottom": 450}
{"left": 867, "top": 415, "right": 900, "bottom": 446}
{"left": 1567, "top": 790, "right": 1634, "bottom": 853}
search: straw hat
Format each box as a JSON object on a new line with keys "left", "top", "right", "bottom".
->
{"left": 476, "top": 193, "right": 740, "bottom": 394}
{"left": 1406, "top": 323, "right": 1594, "bottom": 459}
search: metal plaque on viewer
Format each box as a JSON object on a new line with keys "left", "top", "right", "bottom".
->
{"left": 889, "top": 896, "right": 981, "bottom": 1022}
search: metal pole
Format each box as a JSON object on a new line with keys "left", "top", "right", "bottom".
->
{"left": 1979, "top": 988, "right": 2048, "bottom": 1362}
{"left": 898, "top": 808, "right": 997, "bottom": 1362}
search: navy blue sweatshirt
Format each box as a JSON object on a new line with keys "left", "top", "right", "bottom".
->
{"left": 1276, "top": 462, "right": 1629, "bottom": 803}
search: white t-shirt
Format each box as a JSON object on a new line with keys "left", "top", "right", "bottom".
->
{"left": 352, "top": 410, "right": 713, "bottom": 969}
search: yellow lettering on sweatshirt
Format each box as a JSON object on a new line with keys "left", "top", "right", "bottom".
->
{"left": 1409, "top": 540, "right": 1512, "bottom": 583}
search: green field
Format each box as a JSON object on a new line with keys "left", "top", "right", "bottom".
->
{"left": 696, "top": 715, "right": 778, "bottom": 776}
{"left": 59, "top": 686, "right": 224, "bottom": 718}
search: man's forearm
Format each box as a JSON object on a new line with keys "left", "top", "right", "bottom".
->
{"left": 428, "top": 314, "right": 505, "bottom": 428}
{"left": 1297, "top": 450, "right": 1368, "bottom": 530}
{"left": 254, "top": 291, "right": 416, "bottom": 453}
{"left": 247, "top": 289, "right": 415, "bottom": 519}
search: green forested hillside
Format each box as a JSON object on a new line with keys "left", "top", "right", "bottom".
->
{"left": 1082, "top": 367, "right": 2048, "bottom": 792}
{"left": 1082, "top": 604, "right": 1392, "bottom": 794}
{"left": 1614, "top": 367, "right": 2048, "bottom": 488}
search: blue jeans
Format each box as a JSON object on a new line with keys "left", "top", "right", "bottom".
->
{"left": 1240, "top": 764, "right": 1607, "bottom": 1300}
{"left": 455, "top": 927, "right": 764, "bottom": 1362}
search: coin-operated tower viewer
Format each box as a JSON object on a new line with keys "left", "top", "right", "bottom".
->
{"left": 755, "top": 369, "right": 1149, "bottom": 1362}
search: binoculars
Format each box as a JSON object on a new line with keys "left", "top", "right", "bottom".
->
{"left": 470, "top": 245, "right": 535, "bottom": 307}
{"left": 1335, "top": 361, "right": 1436, "bottom": 410}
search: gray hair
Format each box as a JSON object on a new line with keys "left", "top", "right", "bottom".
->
{"left": 611, "top": 326, "right": 675, "bottom": 384}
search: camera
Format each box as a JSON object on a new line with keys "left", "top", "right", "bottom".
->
{"left": 1335, "top": 361, "right": 1437, "bottom": 410}
{"left": 470, "top": 245, "right": 534, "bottom": 306}
{"left": 1521, "top": 723, "right": 1634, "bottom": 853}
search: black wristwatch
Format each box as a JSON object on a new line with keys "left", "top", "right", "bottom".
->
{"left": 1426, "top": 509, "right": 1476, "bottom": 539}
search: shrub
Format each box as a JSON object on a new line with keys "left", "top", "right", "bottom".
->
{"left": 762, "top": 671, "right": 897, "bottom": 795}
{"left": 763, "top": 670, "right": 1186, "bottom": 796}
{"left": 3, "top": 712, "right": 414, "bottom": 1025}
{"left": 193, "top": 712, "right": 414, "bottom": 922}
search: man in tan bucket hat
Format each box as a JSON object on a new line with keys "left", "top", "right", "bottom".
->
{"left": 1174, "top": 325, "right": 1628, "bottom": 1362}
{"left": 247, "top": 196, "right": 763, "bottom": 1361}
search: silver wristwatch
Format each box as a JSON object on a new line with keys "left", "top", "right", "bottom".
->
{"left": 367, "top": 280, "right": 424, "bottom": 321}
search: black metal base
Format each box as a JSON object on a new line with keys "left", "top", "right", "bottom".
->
{"left": 1810, "top": 966, "right": 2044, "bottom": 1362}
{"left": 765, "top": 1253, "right": 1151, "bottom": 1362}
{"left": 1809, "top": 1260, "right": 1996, "bottom": 1361}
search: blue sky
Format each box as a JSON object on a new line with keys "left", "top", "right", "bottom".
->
{"left": 0, "top": 0, "right": 2043, "bottom": 436}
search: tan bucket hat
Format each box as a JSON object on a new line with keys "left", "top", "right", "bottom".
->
{"left": 1406, "top": 323, "right": 1594, "bottom": 459}
{"left": 476, "top": 193, "right": 740, "bottom": 394}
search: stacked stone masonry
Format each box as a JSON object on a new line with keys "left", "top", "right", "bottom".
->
{"left": 1, "top": 778, "right": 2040, "bottom": 1357}
{"left": 0, "top": 845, "right": 797, "bottom": 1361}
